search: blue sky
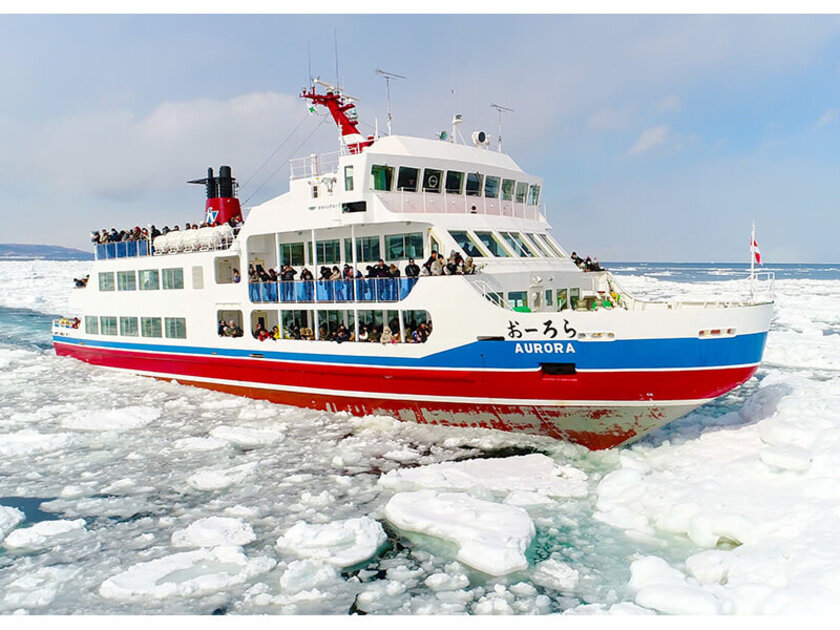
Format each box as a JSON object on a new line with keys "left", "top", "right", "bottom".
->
{"left": 1, "top": 13, "right": 839, "bottom": 262}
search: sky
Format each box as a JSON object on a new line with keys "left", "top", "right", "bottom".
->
{"left": 1, "top": 12, "right": 840, "bottom": 262}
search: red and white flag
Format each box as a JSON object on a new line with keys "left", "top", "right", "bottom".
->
{"left": 750, "top": 226, "right": 762, "bottom": 265}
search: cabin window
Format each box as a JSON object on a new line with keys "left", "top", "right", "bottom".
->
{"left": 515, "top": 182, "right": 528, "bottom": 203}
{"left": 342, "top": 201, "right": 367, "bottom": 213}
{"left": 344, "top": 166, "right": 354, "bottom": 191}
{"left": 501, "top": 179, "right": 515, "bottom": 201}
{"left": 465, "top": 172, "right": 483, "bottom": 196}
{"left": 569, "top": 288, "right": 581, "bottom": 310}
{"left": 99, "top": 316, "right": 118, "bottom": 336}
{"left": 353, "top": 236, "right": 381, "bottom": 263}
{"left": 422, "top": 168, "right": 442, "bottom": 193}
{"left": 371, "top": 165, "right": 394, "bottom": 191}
{"left": 500, "top": 232, "right": 534, "bottom": 257}
{"left": 141, "top": 317, "right": 162, "bottom": 338}
{"left": 165, "top": 317, "right": 187, "bottom": 339}
{"left": 385, "top": 232, "right": 424, "bottom": 260}
{"left": 487, "top": 292, "right": 504, "bottom": 306}
{"left": 117, "top": 271, "right": 136, "bottom": 291}
{"left": 445, "top": 170, "right": 464, "bottom": 194}
{"left": 282, "top": 310, "right": 313, "bottom": 336}
{"left": 98, "top": 272, "right": 115, "bottom": 292}
{"left": 397, "top": 167, "right": 419, "bottom": 192}
{"left": 448, "top": 230, "right": 484, "bottom": 258}
{"left": 120, "top": 316, "right": 139, "bottom": 337}
{"left": 311, "top": 185, "right": 319, "bottom": 198}
{"left": 484, "top": 176, "right": 500, "bottom": 199}
{"left": 528, "top": 184, "right": 541, "bottom": 205}
{"left": 402, "top": 310, "right": 432, "bottom": 343}
{"left": 279, "top": 242, "right": 305, "bottom": 266}
{"left": 214, "top": 256, "right": 239, "bottom": 284}
{"left": 508, "top": 291, "right": 528, "bottom": 309}
{"left": 429, "top": 234, "right": 442, "bottom": 258}
{"left": 192, "top": 266, "right": 204, "bottom": 289}
{"left": 139, "top": 269, "right": 159, "bottom": 290}
{"left": 317, "top": 309, "right": 354, "bottom": 339}
{"left": 85, "top": 316, "right": 99, "bottom": 335}
{"left": 217, "top": 310, "right": 244, "bottom": 337}
{"left": 162, "top": 268, "right": 184, "bottom": 290}
{"left": 313, "top": 239, "right": 341, "bottom": 265}
{"left": 474, "top": 231, "right": 511, "bottom": 257}
{"left": 558, "top": 289, "right": 569, "bottom": 310}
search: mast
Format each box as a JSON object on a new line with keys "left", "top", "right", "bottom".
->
{"left": 376, "top": 68, "right": 406, "bottom": 136}
{"left": 491, "top": 103, "right": 514, "bottom": 153}
{"left": 300, "top": 80, "right": 374, "bottom": 154}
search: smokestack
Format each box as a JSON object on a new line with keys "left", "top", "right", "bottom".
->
{"left": 218, "top": 165, "right": 234, "bottom": 198}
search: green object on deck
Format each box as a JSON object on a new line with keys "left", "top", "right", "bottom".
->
{"left": 513, "top": 306, "right": 531, "bottom": 313}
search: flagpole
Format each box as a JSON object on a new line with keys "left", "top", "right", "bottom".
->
{"left": 750, "top": 221, "right": 755, "bottom": 299}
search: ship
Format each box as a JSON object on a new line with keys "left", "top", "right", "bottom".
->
{"left": 51, "top": 80, "right": 774, "bottom": 449}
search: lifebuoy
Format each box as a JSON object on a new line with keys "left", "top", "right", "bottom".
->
{"left": 427, "top": 174, "right": 439, "bottom": 189}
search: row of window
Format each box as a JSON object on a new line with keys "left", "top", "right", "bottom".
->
{"left": 99, "top": 268, "right": 184, "bottom": 292}
{"left": 488, "top": 288, "right": 583, "bottom": 311}
{"left": 280, "top": 231, "right": 424, "bottom": 266}
{"left": 449, "top": 229, "right": 564, "bottom": 259}
{"left": 85, "top": 315, "right": 187, "bottom": 339}
{"left": 369, "top": 164, "right": 541, "bottom": 206}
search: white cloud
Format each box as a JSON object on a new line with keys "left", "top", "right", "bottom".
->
{"left": 816, "top": 109, "right": 839, "bottom": 128}
{"left": 626, "top": 125, "right": 672, "bottom": 157}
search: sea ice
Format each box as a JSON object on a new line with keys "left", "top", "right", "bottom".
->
{"left": 0, "top": 506, "right": 25, "bottom": 540}
{"left": 171, "top": 517, "right": 256, "bottom": 548}
{"left": 2, "top": 519, "right": 86, "bottom": 551}
{"left": 98, "top": 546, "right": 275, "bottom": 602}
{"left": 275, "top": 517, "right": 386, "bottom": 568}
{"left": 61, "top": 406, "right": 161, "bottom": 431}
{"left": 209, "top": 424, "right": 285, "bottom": 447}
{"left": 384, "top": 490, "right": 535, "bottom": 576}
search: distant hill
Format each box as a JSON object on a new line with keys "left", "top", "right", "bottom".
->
{"left": 0, "top": 243, "right": 93, "bottom": 260}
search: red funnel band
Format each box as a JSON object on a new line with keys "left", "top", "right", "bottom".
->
{"left": 205, "top": 198, "right": 241, "bottom": 226}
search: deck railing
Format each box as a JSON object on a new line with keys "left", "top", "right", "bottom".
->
{"left": 248, "top": 277, "right": 419, "bottom": 304}
{"left": 374, "top": 190, "right": 546, "bottom": 221}
{"left": 94, "top": 240, "right": 152, "bottom": 260}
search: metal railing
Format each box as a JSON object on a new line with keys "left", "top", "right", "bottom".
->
{"left": 289, "top": 150, "right": 344, "bottom": 180}
{"left": 374, "top": 190, "right": 545, "bottom": 221}
{"left": 94, "top": 240, "right": 151, "bottom": 260}
{"left": 248, "top": 276, "right": 419, "bottom": 304}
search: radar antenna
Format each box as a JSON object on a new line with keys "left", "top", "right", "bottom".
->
{"left": 376, "top": 68, "right": 406, "bottom": 136}
{"left": 491, "top": 103, "right": 514, "bottom": 153}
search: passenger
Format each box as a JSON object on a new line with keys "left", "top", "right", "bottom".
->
{"left": 218, "top": 320, "right": 228, "bottom": 336}
{"left": 268, "top": 268, "right": 278, "bottom": 282}
{"left": 374, "top": 259, "right": 389, "bottom": 277}
{"left": 233, "top": 269, "right": 241, "bottom": 283}
{"left": 405, "top": 258, "right": 420, "bottom": 277}
{"left": 389, "top": 264, "right": 400, "bottom": 278}
{"left": 463, "top": 256, "right": 475, "bottom": 274}
{"left": 431, "top": 256, "right": 444, "bottom": 276}
{"left": 336, "top": 324, "right": 351, "bottom": 344}
{"left": 365, "top": 265, "right": 376, "bottom": 278}
{"left": 301, "top": 326, "right": 314, "bottom": 340}
{"left": 420, "top": 262, "right": 432, "bottom": 276}
{"left": 151, "top": 225, "right": 161, "bottom": 239}
{"left": 272, "top": 325, "right": 281, "bottom": 340}
{"left": 358, "top": 324, "right": 369, "bottom": 342}
{"left": 281, "top": 264, "right": 297, "bottom": 282}
{"left": 330, "top": 266, "right": 342, "bottom": 280}
{"left": 380, "top": 326, "right": 393, "bottom": 344}
{"left": 368, "top": 326, "right": 381, "bottom": 343}
{"left": 424, "top": 250, "right": 439, "bottom": 268}
{"left": 343, "top": 264, "right": 354, "bottom": 279}
{"left": 321, "top": 266, "right": 332, "bottom": 280}
{"left": 592, "top": 257, "right": 603, "bottom": 271}
{"left": 445, "top": 253, "right": 457, "bottom": 275}
{"left": 300, "top": 267, "right": 314, "bottom": 281}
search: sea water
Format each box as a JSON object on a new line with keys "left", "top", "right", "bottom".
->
{"left": 1, "top": 259, "right": 839, "bottom": 615}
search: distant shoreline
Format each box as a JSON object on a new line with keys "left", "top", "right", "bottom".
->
{"left": 0, "top": 243, "right": 93, "bottom": 261}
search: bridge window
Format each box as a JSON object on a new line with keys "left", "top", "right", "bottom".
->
{"left": 385, "top": 232, "right": 424, "bottom": 260}
{"left": 449, "top": 230, "right": 484, "bottom": 258}
{"left": 141, "top": 317, "right": 162, "bottom": 338}
{"left": 98, "top": 272, "right": 115, "bottom": 292}
{"left": 445, "top": 170, "right": 464, "bottom": 194}
{"left": 501, "top": 179, "right": 515, "bottom": 201}
{"left": 515, "top": 182, "right": 528, "bottom": 203}
{"left": 165, "top": 317, "right": 187, "bottom": 339}
{"left": 465, "top": 172, "right": 482, "bottom": 196}
{"left": 344, "top": 166, "right": 354, "bottom": 191}
{"left": 500, "top": 232, "right": 535, "bottom": 257}
{"left": 120, "top": 316, "right": 139, "bottom": 336}
{"left": 100, "top": 316, "right": 118, "bottom": 336}
{"left": 397, "top": 167, "right": 419, "bottom": 192}
{"left": 371, "top": 165, "right": 394, "bottom": 191}
{"left": 474, "top": 231, "right": 511, "bottom": 257}
{"left": 422, "top": 168, "right": 442, "bottom": 193}
{"left": 528, "top": 184, "right": 541, "bottom": 205}
{"left": 117, "top": 271, "right": 136, "bottom": 291}
{"left": 139, "top": 269, "right": 160, "bottom": 291}
{"left": 525, "top": 233, "right": 553, "bottom": 257}
{"left": 162, "top": 268, "right": 184, "bottom": 290}
{"left": 484, "top": 176, "right": 500, "bottom": 199}
{"left": 540, "top": 233, "right": 566, "bottom": 257}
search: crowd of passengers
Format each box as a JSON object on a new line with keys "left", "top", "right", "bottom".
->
{"left": 570, "top": 252, "right": 604, "bottom": 272}
{"left": 250, "top": 318, "right": 431, "bottom": 344}
{"left": 247, "top": 251, "right": 476, "bottom": 285}
{"left": 91, "top": 216, "right": 244, "bottom": 245}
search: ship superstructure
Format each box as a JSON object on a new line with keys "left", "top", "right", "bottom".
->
{"left": 52, "top": 81, "right": 774, "bottom": 449}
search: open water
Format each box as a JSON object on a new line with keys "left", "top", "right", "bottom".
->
{"left": 1, "top": 259, "right": 840, "bottom": 615}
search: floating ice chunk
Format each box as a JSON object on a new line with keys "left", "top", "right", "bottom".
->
{"left": 629, "top": 556, "right": 725, "bottom": 614}
{"left": 565, "top": 602, "right": 655, "bottom": 615}
{"left": 99, "top": 546, "right": 275, "bottom": 601}
{"left": 0, "top": 506, "right": 25, "bottom": 540}
{"left": 209, "top": 424, "right": 285, "bottom": 447}
{"left": 424, "top": 570, "right": 470, "bottom": 592}
{"left": 758, "top": 445, "right": 812, "bottom": 472}
{"left": 685, "top": 549, "right": 732, "bottom": 585}
{"left": 384, "top": 490, "right": 534, "bottom": 576}
{"left": 187, "top": 462, "right": 258, "bottom": 491}
{"left": 279, "top": 559, "right": 340, "bottom": 593}
{"left": 0, "top": 429, "right": 73, "bottom": 457}
{"left": 173, "top": 436, "right": 229, "bottom": 451}
{"left": 2, "top": 519, "right": 86, "bottom": 550}
{"left": 61, "top": 406, "right": 160, "bottom": 431}
{"left": 2, "top": 565, "right": 81, "bottom": 610}
{"left": 379, "top": 453, "right": 587, "bottom": 499}
{"left": 531, "top": 556, "right": 579, "bottom": 592}
{"left": 687, "top": 511, "right": 753, "bottom": 548}
{"left": 172, "top": 517, "right": 256, "bottom": 548}
{"left": 382, "top": 448, "right": 421, "bottom": 463}
{"left": 275, "top": 517, "right": 386, "bottom": 568}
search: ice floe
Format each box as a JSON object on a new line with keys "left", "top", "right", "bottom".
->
{"left": 171, "top": 517, "right": 256, "bottom": 548}
{"left": 2, "top": 519, "right": 87, "bottom": 551}
{"left": 275, "top": 517, "right": 386, "bottom": 568}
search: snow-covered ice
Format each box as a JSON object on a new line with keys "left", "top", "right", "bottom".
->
{"left": 4, "top": 260, "right": 840, "bottom": 614}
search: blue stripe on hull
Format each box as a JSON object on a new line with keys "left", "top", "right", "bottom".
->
{"left": 53, "top": 331, "right": 768, "bottom": 371}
